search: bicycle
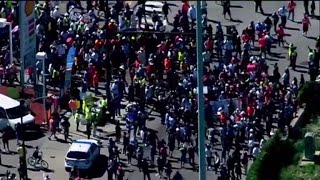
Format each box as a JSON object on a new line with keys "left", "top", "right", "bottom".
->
{"left": 27, "top": 153, "right": 49, "bottom": 169}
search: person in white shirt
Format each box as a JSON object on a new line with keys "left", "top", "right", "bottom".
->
{"left": 260, "top": 138, "right": 266, "bottom": 149}
{"left": 278, "top": 6, "right": 288, "bottom": 27}
{"left": 252, "top": 145, "right": 261, "bottom": 160}
{"left": 69, "top": 6, "right": 78, "bottom": 22}
{"left": 202, "top": 50, "right": 211, "bottom": 63}
{"left": 51, "top": 6, "right": 61, "bottom": 20}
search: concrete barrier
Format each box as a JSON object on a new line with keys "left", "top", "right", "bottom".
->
{"left": 290, "top": 108, "right": 309, "bottom": 139}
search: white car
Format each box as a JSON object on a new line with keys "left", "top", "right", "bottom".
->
{"left": 0, "top": 94, "right": 35, "bottom": 131}
{"left": 64, "top": 139, "right": 100, "bottom": 172}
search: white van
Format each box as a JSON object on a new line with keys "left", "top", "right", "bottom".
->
{"left": 0, "top": 94, "right": 35, "bottom": 131}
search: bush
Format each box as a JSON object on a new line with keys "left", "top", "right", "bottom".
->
{"left": 247, "top": 133, "right": 297, "bottom": 180}
{"left": 298, "top": 81, "right": 320, "bottom": 115}
{"left": 280, "top": 164, "right": 320, "bottom": 180}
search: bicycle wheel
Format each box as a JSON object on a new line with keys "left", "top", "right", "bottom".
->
{"left": 27, "top": 157, "right": 36, "bottom": 166}
{"left": 40, "top": 160, "right": 49, "bottom": 169}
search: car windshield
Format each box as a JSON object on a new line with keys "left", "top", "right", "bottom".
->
{"left": 67, "top": 151, "right": 90, "bottom": 159}
{"left": 5, "top": 106, "right": 29, "bottom": 119}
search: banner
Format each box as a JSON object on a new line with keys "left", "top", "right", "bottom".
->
{"left": 19, "top": 1, "right": 36, "bottom": 87}
{"left": 210, "top": 98, "right": 242, "bottom": 116}
{"left": 65, "top": 47, "right": 76, "bottom": 88}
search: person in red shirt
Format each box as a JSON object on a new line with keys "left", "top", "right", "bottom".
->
{"left": 164, "top": 57, "right": 172, "bottom": 72}
{"left": 241, "top": 33, "right": 250, "bottom": 43}
{"left": 302, "top": 13, "right": 311, "bottom": 36}
{"left": 182, "top": 1, "right": 190, "bottom": 15}
{"left": 25, "top": 66, "right": 33, "bottom": 84}
{"left": 246, "top": 104, "right": 255, "bottom": 120}
{"left": 276, "top": 25, "right": 285, "bottom": 47}
{"left": 146, "top": 61, "right": 156, "bottom": 77}
{"left": 219, "top": 111, "right": 227, "bottom": 125}
{"left": 258, "top": 36, "right": 267, "bottom": 57}
{"left": 204, "top": 37, "right": 214, "bottom": 52}
{"left": 287, "top": 0, "right": 296, "bottom": 21}
{"left": 93, "top": 71, "right": 99, "bottom": 95}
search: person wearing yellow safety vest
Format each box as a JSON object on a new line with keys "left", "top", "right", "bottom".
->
{"left": 100, "top": 96, "right": 108, "bottom": 122}
{"left": 74, "top": 110, "right": 81, "bottom": 131}
{"left": 308, "top": 46, "right": 317, "bottom": 80}
{"left": 85, "top": 106, "right": 92, "bottom": 123}
{"left": 85, "top": 106, "right": 92, "bottom": 139}
{"left": 288, "top": 43, "right": 297, "bottom": 70}
{"left": 17, "top": 145, "right": 27, "bottom": 165}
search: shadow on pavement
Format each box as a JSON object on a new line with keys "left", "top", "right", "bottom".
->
{"left": 306, "top": 36, "right": 317, "bottom": 40}
{"left": 22, "top": 130, "right": 46, "bottom": 142}
{"left": 295, "top": 65, "right": 308, "bottom": 69}
{"left": 265, "top": 57, "right": 279, "bottom": 61}
{"left": 27, "top": 167, "right": 40, "bottom": 172}
{"left": 284, "top": 26, "right": 300, "bottom": 31}
{"left": 230, "top": 19, "right": 243, "bottom": 23}
{"left": 311, "top": 15, "right": 320, "bottom": 20}
{"left": 167, "top": 3, "right": 178, "bottom": 7}
{"left": 295, "top": 69, "right": 309, "bottom": 74}
{"left": 0, "top": 164, "right": 15, "bottom": 168}
{"left": 42, "top": 168, "right": 54, "bottom": 173}
{"left": 230, "top": 5, "right": 243, "bottom": 8}
{"left": 1, "top": 151, "right": 18, "bottom": 156}
{"left": 85, "top": 154, "right": 108, "bottom": 179}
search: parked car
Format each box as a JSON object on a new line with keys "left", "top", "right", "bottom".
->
{"left": 0, "top": 94, "right": 35, "bottom": 131}
{"left": 64, "top": 139, "right": 100, "bottom": 172}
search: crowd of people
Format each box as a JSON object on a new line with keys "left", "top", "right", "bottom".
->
{"left": 0, "top": 0, "right": 319, "bottom": 180}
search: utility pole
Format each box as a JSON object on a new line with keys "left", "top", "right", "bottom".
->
{"left": 196, "top": 1, "right": 206, "bottom": 180}
{"left": 19, "top": 100, "right": 28, "bottom": 180}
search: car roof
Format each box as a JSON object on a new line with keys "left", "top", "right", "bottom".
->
{"left": 68, "top": 139, "right": 99, "bottom": 153}
{"left": 76, "top": 139, "right": 99, "bottom": 145}
{"left": 0, "top": 94, "right": 19, "bottom": 110}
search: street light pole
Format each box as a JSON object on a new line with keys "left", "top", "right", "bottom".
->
{"left": 19, "top": 101, "right": 28, "bottom": 180}
{"left": 8, "top": 22, "right": 13, "bottom": 65}
{"left": 196, "top": 1, "right": 206, "bottom": 180}
{"left": 36, "top": 52, "right": 48, "bottom": 125}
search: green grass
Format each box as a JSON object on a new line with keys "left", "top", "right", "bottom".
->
{"left": 279, "top": 117, "right": 320, "bottom": 180}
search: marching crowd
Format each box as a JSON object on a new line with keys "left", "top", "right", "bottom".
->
{"left": 0, "top": 0, "right": 319, "bottom": 180}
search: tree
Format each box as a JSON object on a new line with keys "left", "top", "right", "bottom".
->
{"left": 298, "top": 81, "right": 320, "bottom": 116}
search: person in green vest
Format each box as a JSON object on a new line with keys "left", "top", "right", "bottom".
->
{"left": 0, "top": 8, "right": 5, "bottom": 18}
{"left": 74, "top": 110, "right": 81, "bottom": 131}
{"left": 288, "top": 44, "right": 297, "bottom": 70}
{"left": 6, "top": 0, "right": 12, "bottom": 9}
{"left": 85, "top": 106, "right": 92, "bottom": 123}
{"left": 100, "top": 96, "right": 108, "bottom": 124}
{"left": 82, "top": 99, "right": 86, "bottom": 113}
{"left": 101, "top": 96, "right": 108, "bottom": 108}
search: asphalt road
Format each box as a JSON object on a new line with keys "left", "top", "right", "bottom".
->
{"left": 0, "top": 1, "right": 319, "bottom": 180}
